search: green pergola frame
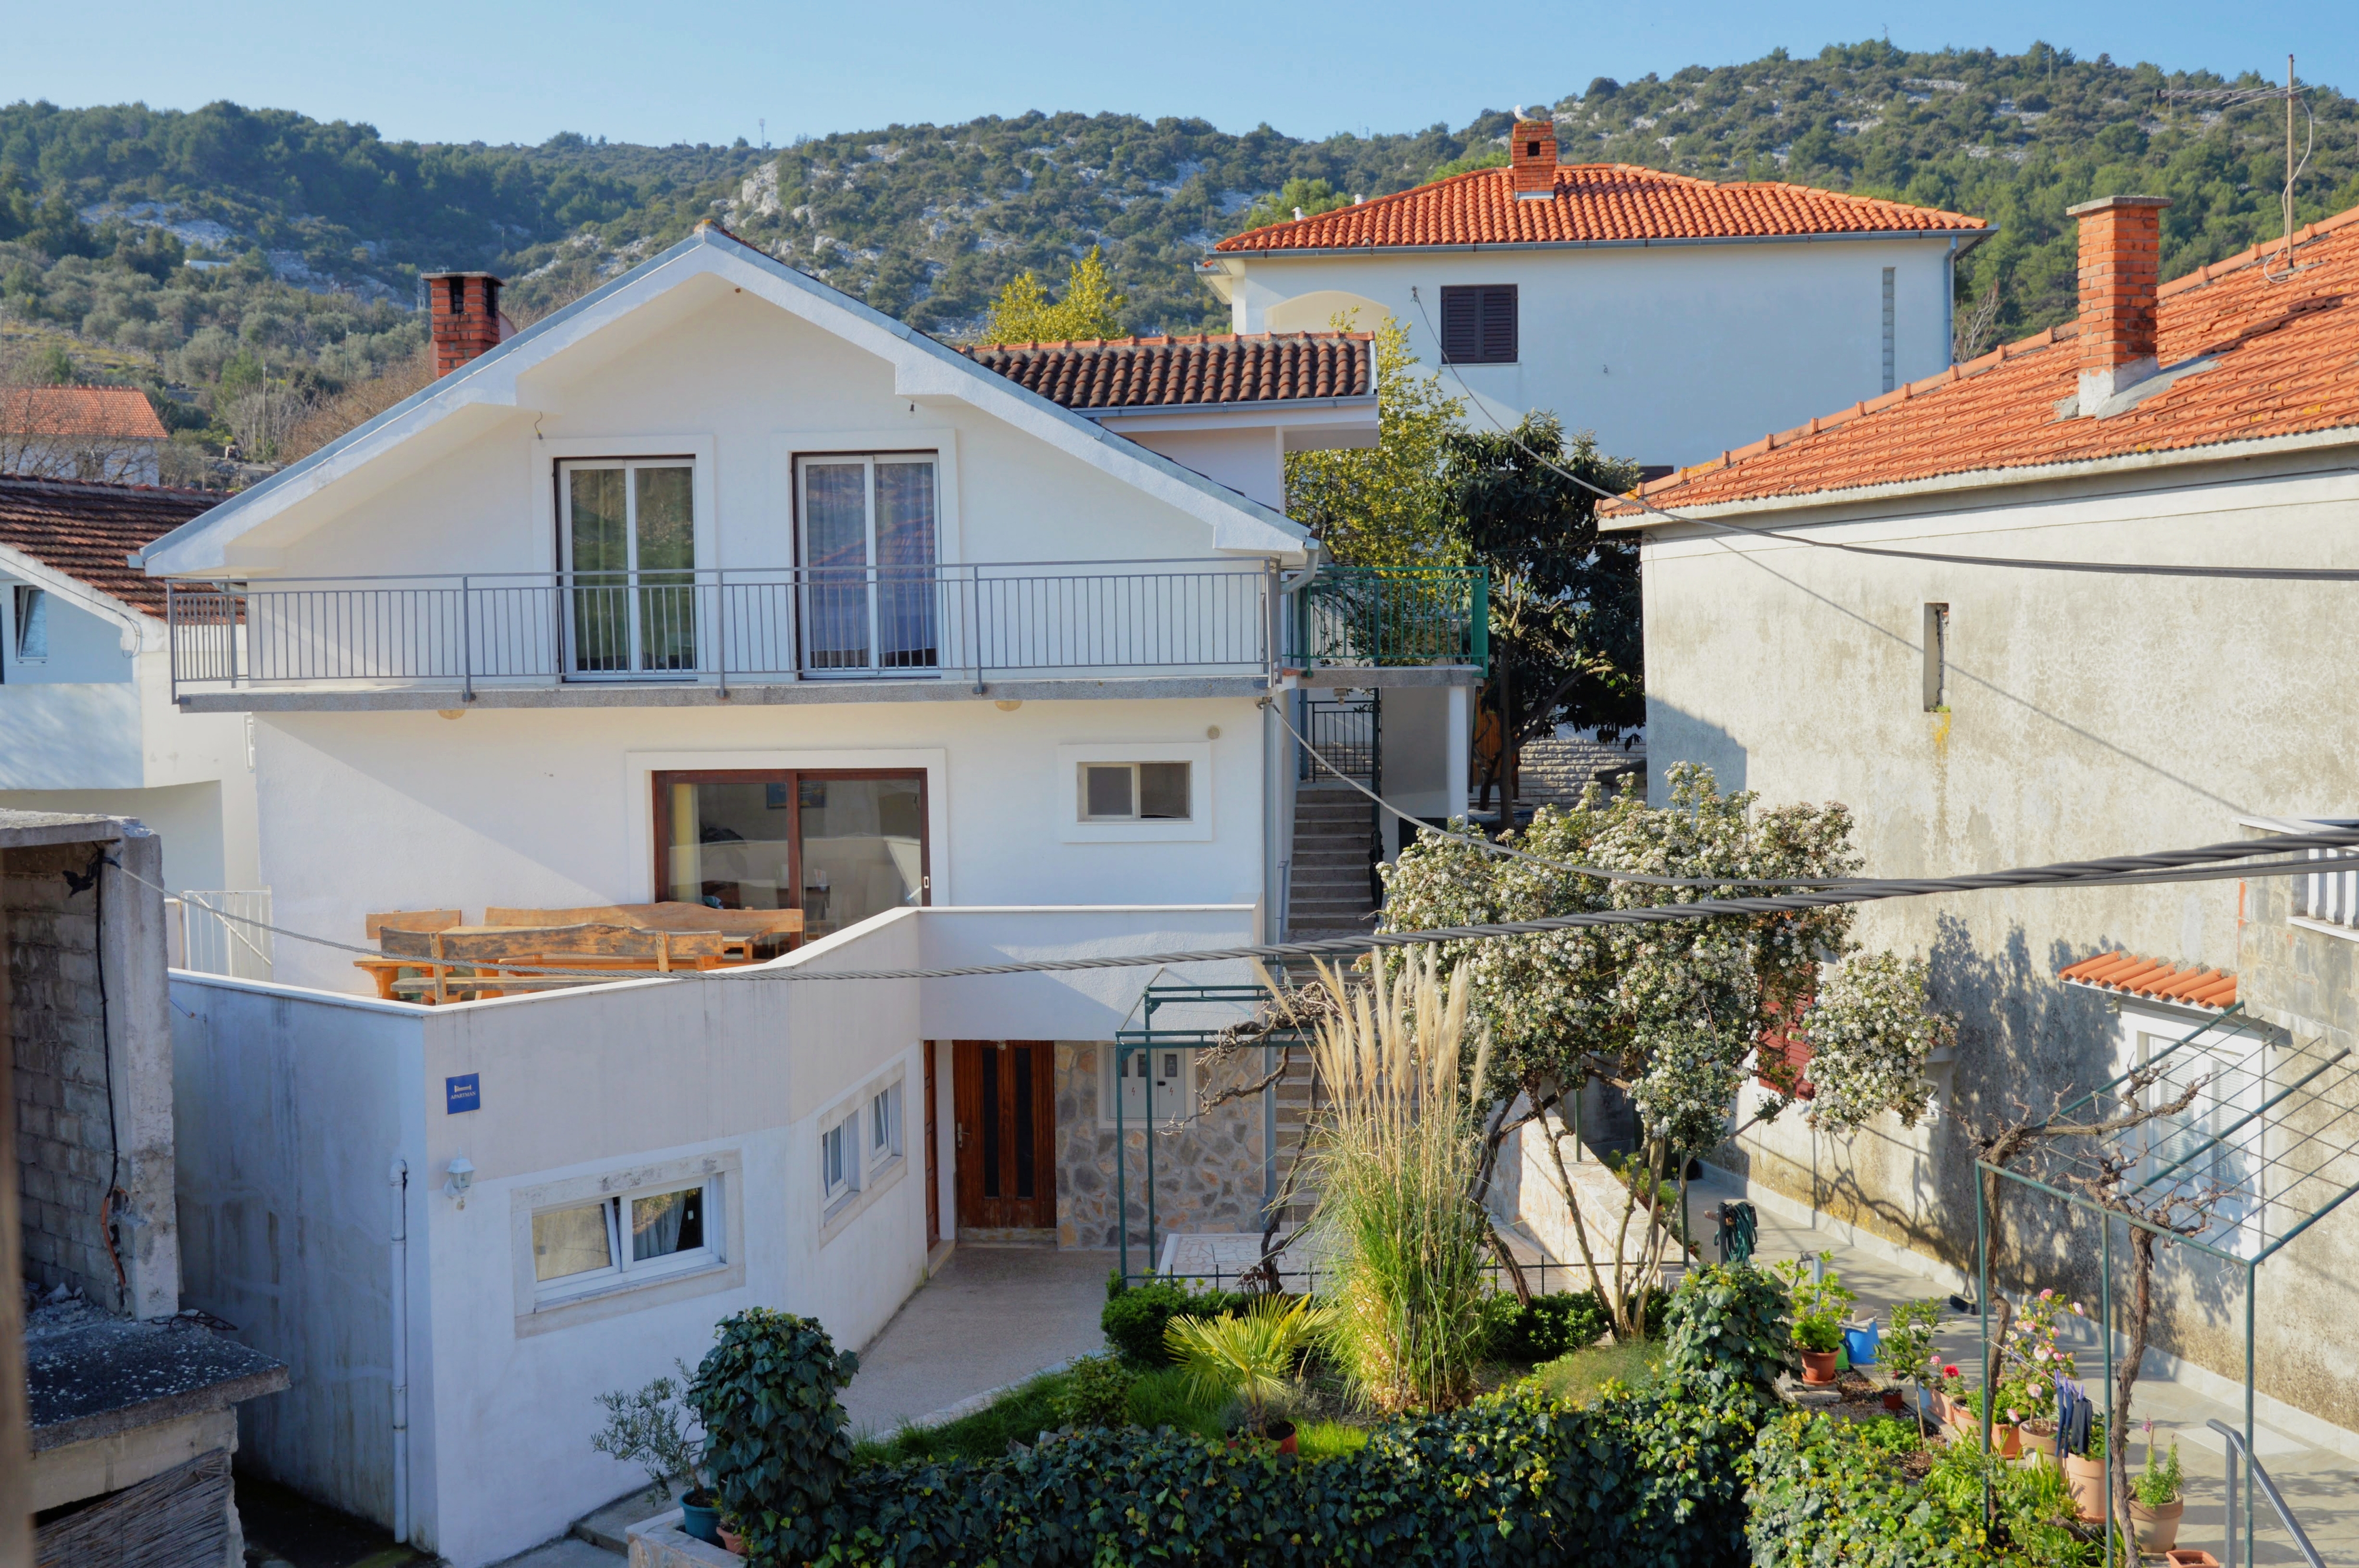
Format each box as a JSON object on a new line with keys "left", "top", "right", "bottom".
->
{"left": 1974, "top": 1001, "right": 2359, "bottom": 1567}
{"left": 1112, "top": 978, "right": 1307, "bottom": 1284}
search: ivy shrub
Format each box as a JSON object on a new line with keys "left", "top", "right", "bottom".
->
{"left": 1047, "top": 1353, "right": 1136, "bottom": 1428}
{"left": 1099, "top": 1277, "right": 1252, "bottom": 1365}
{"left": 817, "top": 1382, "right": 1757, "bottom": 1568}
{"left": 1663, "top": 1263, "right": 1791, "bottom": 1407}
{"left": 685, "top": 1309, "right": 859, "bottom": 1566}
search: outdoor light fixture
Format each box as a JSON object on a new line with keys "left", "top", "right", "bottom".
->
{"left": 443, "top": 1156, "right": 475, "bottom": 1206}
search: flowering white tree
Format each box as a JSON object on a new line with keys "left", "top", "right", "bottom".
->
{"left": 1795, "top": 952, "right": 1957, "bottom": 1132}
{"left": 1380, "top": 763, "right": 1861, "bottom": 1335}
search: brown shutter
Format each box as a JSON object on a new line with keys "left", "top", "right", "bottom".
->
{"left": 1439, "top": 285, "right": 1517, "bottom": 364}
{"left": 1479, "top": 285, "right": 1517, "bottom": 363}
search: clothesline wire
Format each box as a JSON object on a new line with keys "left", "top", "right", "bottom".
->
{"left": 126, "top": 829, "right": 2359, "bottom": 987}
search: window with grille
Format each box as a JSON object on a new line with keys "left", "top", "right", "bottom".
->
{"left": 1439, "top": 285, "right": 1517, "bottom": 365}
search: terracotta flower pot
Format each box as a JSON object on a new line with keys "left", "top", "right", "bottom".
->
{"left": 2130, "top": 1497, "right": 2184, "bottom": 1554}
{"left": 1263, "top": 1418, "right": 1299, "bottom": 1455}
{"left": 2164, "top": 1551, "right": 2220, "bottom": 1567}
{"left": 1800, "top": 1350, "right": 1839, "bottom": 1386}
{"left": 717, "top": 1526, "right": 745, "bottom": 1555}
{"left": 1882, "top": 1389, "right": 1907, "bottom": 1412}
{"left": 2062, "top": 1453, "right": 2107, "bottom": 1522}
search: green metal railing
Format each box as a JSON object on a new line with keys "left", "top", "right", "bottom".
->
{"left": 1291, "top": 567, "right": 1486, "bottom": 673}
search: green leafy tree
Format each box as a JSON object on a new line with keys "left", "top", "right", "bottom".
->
{"left": 1444, "top": 413, "right": 1644, "bottom": 803}
{"left": 1284, "top": 314, "right": 1464, "bottom": 567}
{"left": 1233, "top": 176, "right": 1355, "bottom": 234}
{"left": 979, "top": 245, "right": 1128, "bottom": 343}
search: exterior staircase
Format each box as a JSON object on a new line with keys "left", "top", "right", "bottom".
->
{"left": 1287, "top": 784, "right": 1379, "bottom": 933}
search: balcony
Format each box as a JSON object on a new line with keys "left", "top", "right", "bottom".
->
{"left": 163, "top": 562, "right": 1483, "bottom": 711}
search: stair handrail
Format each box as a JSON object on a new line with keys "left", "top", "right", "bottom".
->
{"left": 2206, "top": 1418, "right": 2323, "bottom": 1568}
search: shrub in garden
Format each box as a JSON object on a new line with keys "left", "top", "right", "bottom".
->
{"left": 685, "top": 1309, "right": 859, "bottom": 1567}
{"left": 1099, "top": 1278, "right": 1251, "bottom": 1365}
{"left": 1662, "top": 1263, "right": 1790, "bottom": 1407}
{"left": 1483, "top": 1289, "right": 1611, "bottom": 1363}
{"left": 1046, "top": 1354, "right": 1136, "bottom": 1428}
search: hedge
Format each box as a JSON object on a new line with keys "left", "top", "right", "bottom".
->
{"left": 1099, "top": 1277, "right": 1254, "bottom": 1365}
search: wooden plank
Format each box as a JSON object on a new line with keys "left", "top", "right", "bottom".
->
{"left": 365, "top": 909, "right": 461, "bottom": 938}
{"left": 35, "top": 1448, "right": 229, "bottom": 1568}
{"left": 484, "top": 902, "right": 801, "bottom": 935}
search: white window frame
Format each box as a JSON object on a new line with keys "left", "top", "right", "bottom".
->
{"left": 868, "top": 1080, "right": 905, "bottom": 1169}
{"left": 822, "top": 1111, "right": 861, "bottom": 1208}
{"left": 527, "top": 1173, "right": 725, "bottom": 1308}
{"left": 817, "top": 1065, "right": 911, "bottom": 1242}
{"left": 793, "top": 452, "right": 942, "bottom": 678}
{"left": 1056, "top": 742, "right": 1213, "bottom": 843}
{"left": 12, "top": 584, "right": 48, "bottom": 663}
{"left": 1077, "top": 760, "right": 1194, "bottom": 823}
{"left": 1100, "top": 1042, "right": 1193, "bottom": 1129}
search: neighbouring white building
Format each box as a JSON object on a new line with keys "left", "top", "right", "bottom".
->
{"left": 1, "top": 384, "right": 172, "bottom": 486}
{"left": 0, "top": 476, "right": 258, "bottom": 897}
{"left": 1196, "top": 118, "right": 1991, "bottom": 472}
{"left": 1605, "top": 196, "right": 2359, "bottom": 1454}
{"left": 133, "top": 228, "right": 1481, "bottom": 1564}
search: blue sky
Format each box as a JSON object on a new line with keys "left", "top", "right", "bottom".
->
{"left": 3, "top": 0, "right": 2351, "bottom": 148}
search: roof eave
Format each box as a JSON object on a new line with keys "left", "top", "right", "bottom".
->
{"left": 1208, "top": 225, "right": 1992, "bottom": 261}
{"left": 1603, "top": 422, "right": 2359, "bottom": 533}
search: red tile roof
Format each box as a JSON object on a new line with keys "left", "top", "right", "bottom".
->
{"left": 0, "top": 475, "right": 220, "bottom": 617}
{"left": 1609, "top": 203, "right": 2359, "bottom": 515}
{"left": 0, "top": 386, "right": 169, "bottom": 442}
{"left": 2058, "top": 951, "right": 2239, "bottom": 1010}
{"left": 962, "top": 332, "right": 1373, "bottom": 410}
{"left": 1211, "top": 165, "right": 1987, "bottom": 254}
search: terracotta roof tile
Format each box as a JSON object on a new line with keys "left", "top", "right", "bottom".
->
{"left": 0, "top": 475, "right": 220, "bottom": 617}
{"left": 2058, "top": 951, "right": 2239, "bottom": 1010}
{"left": 962, "top": 332, "right": 1373, "bottom": 410}
{"left": 0, "top": 386, "right": 169, "bottom": 441}
{"left": 1610, "top": 203, "right": 2359, "bottom": 513}
{"left": 1211, "top": 165, "right": 1987, "bottom": 253}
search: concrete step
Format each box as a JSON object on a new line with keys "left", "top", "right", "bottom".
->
{"left": 573, "top": 1490, "right": 666, "bottom": 1554}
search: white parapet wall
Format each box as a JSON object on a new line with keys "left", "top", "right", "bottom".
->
{"left": 169, "top": 901, "right": 1254, "bottom": 1568}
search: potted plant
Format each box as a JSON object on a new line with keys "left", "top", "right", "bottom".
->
{"left": 2129, "top": 1425, "right": 2185, "bottom": 1553}
{"left": 1882, "top": 1300, "right": 1943, "bottom": 1428}
{"left": 1166, "top": 1294, "right": 1332, "bottom": 1452}
{"left": 717, "top": 1512, "right": 745, "bottom": 1556}
{"left": 590, "top": 1365, "right": 715, "bottom": 1539}
{"left": 1772, "top": 1254, "right": 1857, "bottom": 1387}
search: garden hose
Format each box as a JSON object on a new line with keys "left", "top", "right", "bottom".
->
{"left": 1715, "top": 1202, "right": 1757, "bottom": 1265}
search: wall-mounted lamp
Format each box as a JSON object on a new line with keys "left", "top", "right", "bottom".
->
{"left": 443, "top": 1156, "right": 475, "bottom": 1207}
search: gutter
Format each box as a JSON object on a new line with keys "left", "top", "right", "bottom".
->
{"left": 1078, "top": 394, "right": 1376, "bottom": 420}
{"left": 389, "top": 1158, "right": 410, "bottom": 1544}
{"left": 1200, "top": 225, "right": 1996, "bottom": 264}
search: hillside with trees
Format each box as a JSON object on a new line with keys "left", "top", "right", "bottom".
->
{"left": 2, "top": 40, "right": 2353, "bottom": 482}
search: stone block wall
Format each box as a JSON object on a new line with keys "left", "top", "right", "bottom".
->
{"left": 6, "top": 829, "right": 176, "bottom": 1317}
{"left": 1053, "top": 1042, "right": 1270, "bottom": 1253}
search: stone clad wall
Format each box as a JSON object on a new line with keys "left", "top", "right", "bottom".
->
{"left": 1053, "top": 1042, "right": 1269, "bottom": 1253}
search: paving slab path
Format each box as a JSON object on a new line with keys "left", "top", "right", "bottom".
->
{"left": 836, "top": 1245, "right": 1112, "bottom": 1437}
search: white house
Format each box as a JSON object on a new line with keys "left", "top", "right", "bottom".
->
{"left": 1603, "top": 196, "right": 2359, "bottom": 1454}
{"left": 0, "top": 475, "right": 258, "bottom": 897}
{"left": 1196, "top": 119, "right": 1992, "bottom": 472}
{"left": 0, "top": 384, "right": 171, "bottom": 486}
{"left": 134, "top": 225, "right": 1481, "bottom": 1563}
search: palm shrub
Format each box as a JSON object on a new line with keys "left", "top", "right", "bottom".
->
{"left": 1164, "top": 1294, "right": 1333, "bottom": 1430}
{"left": 1303, "top": 950, "right": 1494, "bottom": 1411}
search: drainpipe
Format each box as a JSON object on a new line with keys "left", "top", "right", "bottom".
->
{"left": 389, "top": 1159, "right": 409, "bottom": 1544}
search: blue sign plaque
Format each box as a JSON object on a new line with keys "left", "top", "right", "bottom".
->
{"left": 445, "top": 1073, "right": 482, "bottom": 1114}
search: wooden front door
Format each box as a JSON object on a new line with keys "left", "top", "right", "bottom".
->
{"left": 953, "top": 1040, "right": 1056, "bottom": 1232}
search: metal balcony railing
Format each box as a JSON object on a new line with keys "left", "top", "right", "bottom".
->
{"left": 164, "top": 561, "right": 1490, "bottom": 699}
{"left": 166, "top": 561, "right": 1286, "bottom": 698}
{"left": 1291, "top": 566, "right": 1487, "bottom": 673}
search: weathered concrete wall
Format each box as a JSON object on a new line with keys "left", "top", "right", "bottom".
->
{"left": 1054, "top": 1041, "right": 1268, "bottom": 1250}
{"left": 1634, "top": 451, "right": 2359, "bottom": 1429}
{"left": 8, "top": 825, "right": 175, "bottom": 1317}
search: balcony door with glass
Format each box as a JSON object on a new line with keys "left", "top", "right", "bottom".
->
{"left": 654, "top": 769, "right": 928, "bottom": 942}
{"left": 797, "top": 454, "right": 938, "bottom": 675}
{"left": 561, "top": 459, "right": 698, "bottom": 676}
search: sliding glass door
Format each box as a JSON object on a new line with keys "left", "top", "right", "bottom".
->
{"left": 654, "top": 769, "right": 928, "bottom": 941}
{"left": 561, "top": 459, "right": 697, "bottom": 675}
{"left": 799, "top": 454, "right": 938, "bottom": 674}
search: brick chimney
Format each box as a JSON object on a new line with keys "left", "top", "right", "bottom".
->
{"left": 1510, "top": 119, "right": 1558, "bottom": 199}
{"left": 424, "top": 271, "right": 505, "bottom": 377}
{"left": 2065, "top": 195, "right": 2170, "bottom": 409}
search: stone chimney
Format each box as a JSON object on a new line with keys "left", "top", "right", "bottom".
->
{"left": 2065, "top": 195, "right": 2171, "bottom": 408}
{"left": 1510, "top": 119, "right": 1558, "bottom": 199}
{"left": 424, "top": 271, "right": 505, "bottom": 376}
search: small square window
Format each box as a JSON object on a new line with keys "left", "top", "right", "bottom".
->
{"left": 822, "top": 1117, "right": 857, "bottom": 1201}
{"left": 1078, "top": 761, "right": 1191, "bottom": 822}
{"left": 869, "top": 1082, "right": 903, "bottom": 1164}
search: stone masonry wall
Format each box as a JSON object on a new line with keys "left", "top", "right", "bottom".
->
{"left": 1054, "top": 1042, "right": 1268, "bottom": 1253}
{"left": 6, "top": 829, "right": 176, "bottom": 1319}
